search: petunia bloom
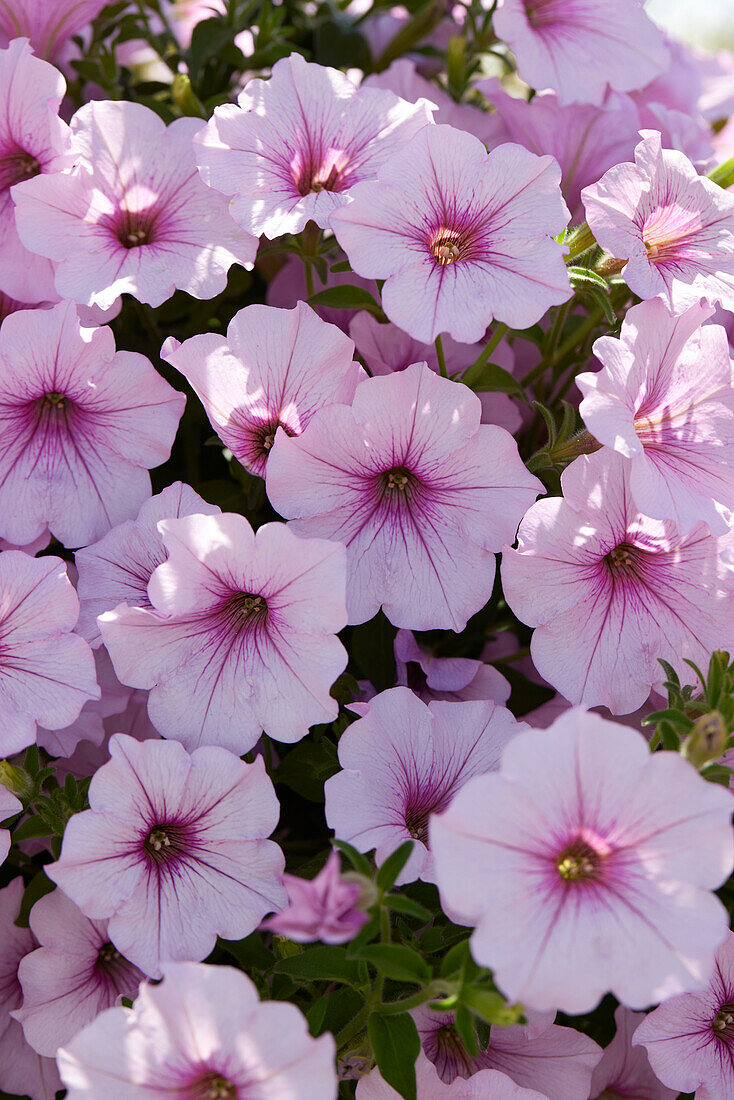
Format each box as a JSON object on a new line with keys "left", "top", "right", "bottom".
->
{"left": 261, "top": 849, "right": 369, "bottom": 944}
{"left": 493, "top": 0, "right": 668, "bottom": 106}
{"left": 0, "top": 551, "right": 98, "bottom": 757}
{"left": 47, "top": 733, "right": 286, "bottom": 977}
{"left": 0, "top": 38, "right": 71, "bottom": 303}
{"left": 633, "top": 932, "right": 734, "bottom": 1100}
{"left": 501, "top": 450, "right": 734, "bottom": 714}
{"left": 75, "top": 482, "right": 220, "bottom": 648}
{"left": 36, "top": 647, "right": 130, "bottom": 759}
{"left": 394, "top": 630, "right": 511, "bottom": 706}
{"left": 582, "top": 130, "right": 734, "bottom": 313}
{"left": 12, "top": 99, "right": 257, "bottom": 312}
{"left": 331, "top": 124, "right": 571, "bottom": 344}
{"left": 325, "top": 687, "right": 522, "bottom": 885}
{"left": 100, "top": 512, "right": 348, "bottom": 753}
{"left": 577, "top": 298, "right": 734, "bottom": 536}
{"left": 267, "top": 363, "right": 542, "bottom": 630}
{"left": 0, "top": 300, "right": 184, "bottom": 547}
{"left": 356, "top": 1052, "right": 547, "bottom": 1099}
{"left": 194, "top": 52, "right": 433, "bottom": 239}
{"left": 162, "top": 301, "right": 365, "bottom": 478}
{"left": 590, "top": 1005, "right": 677, "bottom": 1100}
{"left": 57, "top": 961, "right": 337, "bottom": 1100}
{"left": 0, "top": 1, "right": 107, "bottom": 62}
{"left": 13, "top": 888, "right": 144, "bottom": 1057}
{"left": 413, "top": 1005, "right": 601, "bottom": 1100}
{"left": 431, "top": 709, "right": 734, "bottom": 1014}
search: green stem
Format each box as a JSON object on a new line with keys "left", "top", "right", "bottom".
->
{"left": 464, "top": 322, "right": 508, "bottom": 382}
{"left": 434, "top": 334, "right": 448, "bottom": 378}
{"left": 304, "top": 261, "right": 315, "bottom": 299}
{"left": 376, "top": 985, "right": 449, "bottom": 1015}
{"left": 335, "top": 1004, "right": 371, "bottom": 1049}
{"left": 709, "top": 155, "right": 734, "bottom": 191}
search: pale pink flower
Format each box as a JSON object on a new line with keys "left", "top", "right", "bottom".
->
{"left": 0, "top": 879, "right": 62, "bottom": 1100}
{"left": 0, "top": 551, "right": 98, "bottom": 756}
{"left": 13, "top": 888, "right": 144, "bottom": 1057}
{"left": 633, "top": 932, "right": 734, "bottom": 1100}
{"left": 0, "top": 786, "right": 20, "bottom": 867}
{"left": 349, "top": 311, "right": 522, "bottom": 435}
{"left": 100, "top": 512, "right": 348, "bottom": 753}
{"left": 394, "top": 630, "right": 510, "bottom": 706}
{"left": 501, "top": 450, "right": 734, "bottom": 714}
{"left": 413, "top": 1005, "right": 601, "bottom": 1100}
{"left": 57, "top": 961, "right": 337, "bottom": 1100}
{"left": 262, "top": 850, "right": 369, "bottom": 944}
{"left": 47, "top": 733, "right": 286, "bottom": 977}
{"left": 267, "top": 253, "right": 379, "bottom": 333}
{"left": 13, "top": 99, "right": 257, "bottom": 312}
{"left": 582, "top": 130, "right": 734, "bottom": 313}
{"left": 363, "top": 59, "right": 495, "bottom": 142}
{"left": 493, "top": 0, "right": 668, "bottom": 106}
{"left": 590, "top": 1005, "right": 676, "bottom": 1100}
{"left": 0, "top": 1, "right": 106, "bottom": 62}
{"left": 331, "top": 124, "right": 571, "bottom": 344}
{"left": 162, "top": 302, "right": 365, "bottom": 478}
{"left": 0, "top": 301, "right": 184, "bottom": 547}
{"left": 0, "top": 38, "right": 71, "bottom": 303}
{"left": 194, "top": 52, "right": 434, "bottom": 239}
{"left": 267, "top": 363, "right": 541, "bottom": 630}
{"left": 431, "top": 708, "right": 734, "bottom": 1014}
{"left": 325, "top": 687, "right": 522, "bottom": 885}
{"left": 36, "top": 648, "right": 130, "bottom": 758}
{"left": 578, "top": 298, "right": 734, "bottom": 536}
{"left": 75, "top": 482, "right": 220, "bottom": 648}
{"left": 357, "top": 1052, "right": 547, "bottom": 1099}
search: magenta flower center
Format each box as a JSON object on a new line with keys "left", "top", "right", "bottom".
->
{"left": 713, "top": 1003, "right": 734, "bottom": 1041}
{"left": 144, "top": 823, "right": 190, "bottom": 865}
{"left": 255, "top": 419, "right": 296, "bottom": 457}
{"left": 557, "top": 837, "right": 603, "bottom": 882}
{"left": 189, "top": 1071, "right": 238, "bottom": 1100}
{"left": 0, "top": 148, "right": 41, "bottom": 192}
{"left": 233, "top": 591, "right": 268, "bottom": 624}
{"left": 380, "top": 465, "right": 418, "bottom": 500}
{"left": 42, "top": 391, "right": 66, "bottom": 409}
{"left": 641, "top": 204, "right": 703, "bottom": 264}
{"left": 291, "top": 146, "right": 350, "bottom": 196}
{"left": 429, "top": 1023, "right": 475, "bottom": 1079}
{"left": 605, "top": 542, "right": 640, "bottom": 576}
{"left": 523, "top": 0, "right": 564, "bottom": 29}
{"left": 404, "top": 788, "right": 452, "bottom": 846}
{"left": 430, "top": 229, "right": 464, "bottom": 266}
{"left": 109, "top": 207, "right": 160, "bottom": 250}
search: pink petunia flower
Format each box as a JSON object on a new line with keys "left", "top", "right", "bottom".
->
{"left": 394, "top": 630, "right": 511, "bottom": 706}
{"left": 330, "top": 124, "right": 571, "bottom": 344}
{"left": 501, "top": 450, "right": 734, "bottom": 714}
{"left": 12, "top": 99, "right": 257, "bottom": 312}
{"left": 13, "top": 888, "right": 144, "bottom": 1057}
{"left": 99, "top": 512, "right": 348, "bottom": 753}
{"left": 0, "top": 786, "right": 20, "bottom": 867}
{"left": 0, "top": 301, "right": 184, "bottom": 547}
{"left": 36, "top": 648, "right": 130, "bottom": 759}
{"left": 325, "top": 687, "right": 522, "bottom": 885}
{"left": 633, "top": 932, "right": 734, "bottom": 1100}
{"left": 578, "top": 298, "right": 734, "bottom": 536}
{"left": 0, "top": 551, "right": 98, "bottom": 756}
{"left": 0, "top": 1, "right": 106, "bottom": 62}
{"left": 266, "top": 252, "right": 379, "bottom": 333}
{"left": 363, "top": 58, "right": 495, "bottom": 142}
{"left": 261, "top": 849, "right": 369, "bottom": 944}
{"left": 493, "top": 0, "right": 668, "bottom": 106}
{"left": 349, "top": 311, "right": 523, "bottom": 435}
{"left": 47, "top": 733, "right": 286, "bottom": 977}
{"left": 413, "top": 1005, "right": 601, "bottom": 1100}
{"left": 75, "top": 482, "right": 220, "bottom": 649}
{"left": 582, "top": 130, "right": 734, "bottom": 312}
{"left": 431, "top": 709, "right": 734, "bottom": 1014}
{"left": 162, "top": 302, "right": 365, "bottom": 478}
{"left": 591, "top": 1005, "right": 677, "bottom": 1100}
{"left": 357, "top": 1052, "right": 547, "bottom": 1099}
{"left": 0, "top": 879, "right": 62, "bottom": 1100}
{"left": 267, "top": 363, "right": 542, "bottom": 630}
{"left": 57, "top": 961, "right": 337, "bottom": 1100}
{"left": 0, "top": 38, "right": 71, "bottom": 303}
{"left": 194, "top": 52, "right": 434, "bottom": 239}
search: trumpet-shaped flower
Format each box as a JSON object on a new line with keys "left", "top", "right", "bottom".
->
{"left": 0, "top": 301, "right": 184, "bottom": 547}
{"left": 501, "top": 450, "right": 734, "bottom": 714}
{"left": 357, "top": 1052, "right": 547, "bottom": 1099}
{"left": 325, "top": 687, "right": 522, "bottom": 885}
{"left": 590, "top": 1006, "right": 677, "bottom": 1100}
{"left": 578, "top": 298, "right": 734, "bottom": 536}
{"left": 162, "top": 302, "right": 365, "bottom": 478}
{"left": 0, "top": 1, "right": 107, "bottom": 62}
{"left": 47, "top": 734, "right": 286, "bottom": 977}
{"left": 431, "top": 709, "right": 734, "bottom": 1014}
{"left": 394, "top": 630, "right": 511, "bottom": 706}
{"left": 267, "top": 363, "right": 541, "bottom": 630}
{"left": 194, "top": 52, "right": 433, "bottom": 238}
{"left": 57, "top": 961, "right": 337, "bottom": 1100}
{"left": 12, "top": 99, "right": 257, "bottom": 312}
{"left": 261, "top": 850, "right": 369, "bottom": 944}
{"left": 582, "top": 130, "right": 734, "bottom": 312}
{"left": 331, "top": 124, "right": 571, "bottom": 344}
{"left": 100, "top": 512, "right": 348, "bottom": 753}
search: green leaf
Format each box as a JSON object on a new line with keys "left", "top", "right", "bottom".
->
{"left": 642, "top": 709, "right": 693, "bottom": 731}
{"left": 461, "top": 360, "right": 524, "bottom": 400}
{"left": 276, "top": 737, "right": 339, "bottom": 802}
{"left": 453, "top": 1004, "right": 479, "bottom": 1058}
{"left": 376, "top": 841, "right": 415, "bottom": 891}
{"left": 574, "top": 283, "right": 617, "bottom": 326}
{"left": 330, "top": 260, "right": 353, "bottom": 273}
{"left": 357, "top": 944, "right": 431, "bottom": 984}
{"left": 462, "top": 987, "right": 520, "bottom": 1026}
{"left": 368, "top": 1012, "right": 421, "bottom": 1100}
{"left": 308, "top": 285, "right": 382, "bottom": 314}
{"left": 567, "top": 266, "right": 609, "bottom": 291}
{"left": 15, "top": 872, "right": 55, "bottom": 928}
{"left": 273, "top": 945, "right": 364, "bottom": 985}
{"left": 334, "top": 839, "right": 373, "bottom": 878}
{"left": 11, "top": 816, "right": 54, "bottom": 842}
{"left": 350, "top": 611, "right": 397, "bottom": 693}
{"left": 383, "top": 894, "right": 433, "bottom": 922}
{"left": 219, "top": 932, "right": 274, "bottom": 971}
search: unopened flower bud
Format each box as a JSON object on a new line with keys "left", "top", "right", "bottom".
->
{"left": 683, "top": 711, "right": 728, "bottom": 769}
{"left": 0, "top": 760, "right": 35, "bottom": 801}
